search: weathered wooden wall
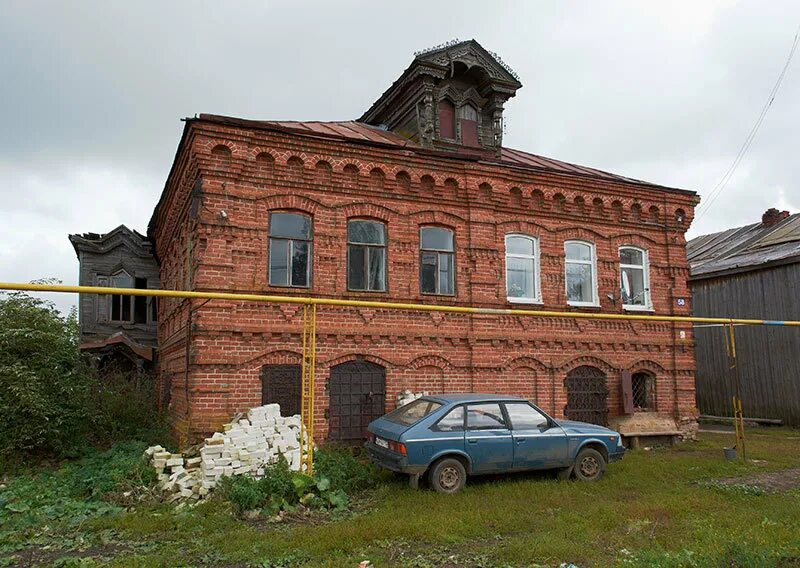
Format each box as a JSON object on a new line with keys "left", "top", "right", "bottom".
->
{"left": 691, "top": 262, "right": 800, "bottom": 426}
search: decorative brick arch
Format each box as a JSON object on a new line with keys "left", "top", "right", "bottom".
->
{"left": 407, "top": 354, "right": 455, "bottom": 371}
{"left": 414, "top": 209, "right": 467, "bottom": 227}
{"left": 259, "top": 194, "right": 322, "bottom": 215}
{"left": 244, "top": 349, "right": 303, "bottom": 368}
{"left": 248, "top": 147, "right": 280, "bottom": 161}
{"left": 609, "top": 233, "right": 660, "bottom": 248}
{"left": 337, "top": 202, "right": 398, "bottom": 223}
{"left": 321, "top": 352, "right": 394, "bottom": 369}
{"left": 627, "top": 359, "right": 666, "bottom": 375}
{"left": 496, "top": 220, "right": 550, "bottom": 239}
{"left": 502, "top": 355, "right": 550, "bottom": 374}
{"left": 557, "top": 355, "right": 616, "bottom": 376}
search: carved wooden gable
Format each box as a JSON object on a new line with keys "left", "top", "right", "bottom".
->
{"left": 359, "top": 40, "right": 522, "bottom": 155}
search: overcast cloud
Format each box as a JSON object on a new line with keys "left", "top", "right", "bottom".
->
{"left": 2, "top": 0, "right": 798, "bottom": 313}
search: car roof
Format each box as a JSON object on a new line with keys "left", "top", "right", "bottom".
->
{"left": 424, "top": 393, "right": 528, "bottom": 404}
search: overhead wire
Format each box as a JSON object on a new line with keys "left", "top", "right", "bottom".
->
{"left": 695, "top": 22, "right": 800, "bottom": 221}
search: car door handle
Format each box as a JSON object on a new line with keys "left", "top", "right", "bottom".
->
{"left": 467, "top": 439, "right": 478, "bottom": 444}
{"left": 516, "top": 439, "right": 525, "bottom": 445}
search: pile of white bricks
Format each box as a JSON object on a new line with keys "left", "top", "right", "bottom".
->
{"left": 397, "top": 389, "right": 428, "bottom": 407}
{"left": 143, "top": 403, "right": 308, "bottom": 503}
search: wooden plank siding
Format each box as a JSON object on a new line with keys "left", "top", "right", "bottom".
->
{"left": 691, "top": 262, "right": 800, "bottom": 426}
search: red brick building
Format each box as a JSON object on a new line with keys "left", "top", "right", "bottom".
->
{"left": 148, "top": 40, "right": 699, "bottom": 445}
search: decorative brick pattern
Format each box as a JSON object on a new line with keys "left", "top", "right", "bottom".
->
{"left": 151, "top": 120, "right": 699, "bottom": 445}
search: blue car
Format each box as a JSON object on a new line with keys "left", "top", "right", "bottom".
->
{"left": 365, "top": 394, "right": 625, "bottom": 493}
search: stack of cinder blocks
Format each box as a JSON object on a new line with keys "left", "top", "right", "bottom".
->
{"left": 143, "top": 403, "right": 309, "bottom": 504}
{"left": 397, "top": 389, "right": 428, "bottom": 407}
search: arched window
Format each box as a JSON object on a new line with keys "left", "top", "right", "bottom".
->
{"left": 505, "top": 234, "right": 541, "bottom": 303}
{"left": 564, "top": 241, "right": 598, "bottom": 306}
{"left": 268, "top": 212, "right": 312, "bottom": 287}
{"left": 420, "top": 227, "right": 455, "bottom": 295}
{"left": 619, "top": 246, "right": 651, "bottom": 310}
{"left": 347, "top": 219, "right": 387, "bottom": 292}
{"left": 438, "top": 99, "right": 455, "bottom": 140}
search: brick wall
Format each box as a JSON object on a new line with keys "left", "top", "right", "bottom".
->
{"left": 151, "top": 120, "right": 698, "bottom": 444}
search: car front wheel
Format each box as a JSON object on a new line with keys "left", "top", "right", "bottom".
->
{"left": 429, "top": 457, "right": 467, "bottom": 493}
{"left": 573, "top": 447, "right": 606, "bottom": 482}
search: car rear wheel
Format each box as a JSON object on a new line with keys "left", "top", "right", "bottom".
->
{"left": 573, "top": 447, "right": 606, "bottom": 481}
{"left": 429, "top": 457, "right": 466, "bottom": 493}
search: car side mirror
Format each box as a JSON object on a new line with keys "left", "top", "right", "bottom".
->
{"left": 537, "top": 420, "right": 551, "bottom": 430}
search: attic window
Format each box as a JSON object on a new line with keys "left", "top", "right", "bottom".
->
{"left": 459, "top": 104, "right": 479, "bottom": 146}
{"left": 438, "top": 99, "right": 455, "bottom": 140}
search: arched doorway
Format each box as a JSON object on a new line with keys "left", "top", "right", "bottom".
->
{"left": 565, "top": 365, "right": 609, "bottom": 426}
{"left": 328, "top": 360, "right": 386, "bottom": 443}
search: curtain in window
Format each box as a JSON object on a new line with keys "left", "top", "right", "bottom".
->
{"left": 620, "top": 247, "right": 649, "bottom": 307}
{"left": 565, "top": 241, "right": 595, "bottom": 304}
{"left": 505, "top": 235, "right": 538, "bottom": 301}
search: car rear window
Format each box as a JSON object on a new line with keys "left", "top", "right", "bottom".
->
{"left": 385, "top": 399, "right": 443, "bottom": 426}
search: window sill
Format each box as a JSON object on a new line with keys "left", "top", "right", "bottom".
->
{"left": 623, "top": 306, "right": 654, "bottom": 312}
{"left": 507, "top": 298, "right": 543, "bottom": 305}
{"left": 567, "top": 302, "right": 601, "bottom": 309}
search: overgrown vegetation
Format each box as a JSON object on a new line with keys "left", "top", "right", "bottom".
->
{"left": 0, "top": 289, "right": 167, "bottom": 463}
{"left": 0, "top": 442, "right": 156, "bottom": 553}
{"left": 1, "top": 429, "right": 798, "bottom": 566}
{"left": 220, "top": 449, "right": 380, "bottom": 516}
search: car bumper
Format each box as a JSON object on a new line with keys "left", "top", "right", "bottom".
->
{"left": 364, "top": 441, "right": 427, "bottom": 475}
{"left": 609, "top": 446, "right": 626, "bottom": 463}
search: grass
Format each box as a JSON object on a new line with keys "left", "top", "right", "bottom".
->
{"left": 2, "top": 428, "right": 800, "bottom": 567}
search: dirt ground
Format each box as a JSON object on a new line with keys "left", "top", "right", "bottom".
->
{"left": 713, "top": 467, "right": 800, "bottom": 493}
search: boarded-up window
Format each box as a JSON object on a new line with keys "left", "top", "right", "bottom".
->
{"left": 438, "top": 99, "right": 455, "bottom": 140}
{"left": 261, "top": 364, "right": 301, "bottom": 416}
{"left": 459, "top": 104, "right": 479, "bottom": 146}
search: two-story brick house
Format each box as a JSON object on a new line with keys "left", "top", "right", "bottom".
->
{"left": 147, "top": 40, "right": 699, "bottom": 445}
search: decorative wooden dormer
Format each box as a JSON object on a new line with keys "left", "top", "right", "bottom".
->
{"left": 359, "top": 39, "right": 522, "bottom": 156}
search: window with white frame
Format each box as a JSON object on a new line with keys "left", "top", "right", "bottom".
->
{"left": 619, "top": 246, "right": 651, "bottom": 309}
{"left": 564, "top": 240, "right": 598, "bottom": 306}
{"left": 505, "top": 234, "right": 540, "bottom": 303}
{"left": 420, "top": 227, "right": 455, "bottom": 295}
{"left": 269, "top": 212, "right": 312, "bottom": 287}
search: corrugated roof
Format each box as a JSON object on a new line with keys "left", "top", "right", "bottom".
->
{"left": 195, "top": 114, "right": 693, "bottom": 193}
{"left": 688, "top": 213, "right": 800, "bottom": 278}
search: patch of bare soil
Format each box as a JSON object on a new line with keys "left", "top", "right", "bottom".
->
{"left": 714, "top": 468, "right": 800, "bottom": 493}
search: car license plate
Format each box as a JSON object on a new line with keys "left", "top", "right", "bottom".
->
{"left": 375, "top": 437, "right": 389, "bottom": 448}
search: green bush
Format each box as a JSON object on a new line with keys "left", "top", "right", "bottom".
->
{"left": 0, "top": 291, "right": 93, "bottom": 457}
{"left": 313, "top": 447, "right": 380, "bottom": 492}
{"left": 219, "top": 452, "right": 365, "bottom": 515}
{"left": 0, "top": 289, "right": 168, "bottom": 462}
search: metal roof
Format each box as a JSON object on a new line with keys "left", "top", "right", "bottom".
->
{"left": 195, "top": 114, "right": 693, "bottom": 193}
{"left": 688, "top": 213, "right": 800, "bottom": 279}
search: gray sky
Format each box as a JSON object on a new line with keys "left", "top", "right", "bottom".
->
{"left": 2, "top": 1, "right": 798, "bottom": 314}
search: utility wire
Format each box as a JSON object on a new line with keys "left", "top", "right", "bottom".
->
{"left": 696, "top": 22, "right": 800, "bottom": 221}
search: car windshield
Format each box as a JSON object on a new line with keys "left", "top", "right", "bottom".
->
{"left": 385, "top": 398, "right": 443, "bottom": 426}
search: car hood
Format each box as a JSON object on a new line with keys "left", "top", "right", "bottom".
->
{"left": 557, "top": 420, "right": 617, "bottom": 436}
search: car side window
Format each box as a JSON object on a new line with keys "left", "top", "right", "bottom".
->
{"left": 434, "top": 406, "right": 464, "bottom": 432}
{"left": 466, "top": 403, "right": 508, "bottom": 430}
{"left": 504, "top": 403, "right": 549, "bottom": 430}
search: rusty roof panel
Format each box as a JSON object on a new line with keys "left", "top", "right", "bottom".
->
{"left": 194, "top": 114, "right": 691, "bottom": 192}
{"left": 688, "top": 213, "right": 800, "bottom": 278}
